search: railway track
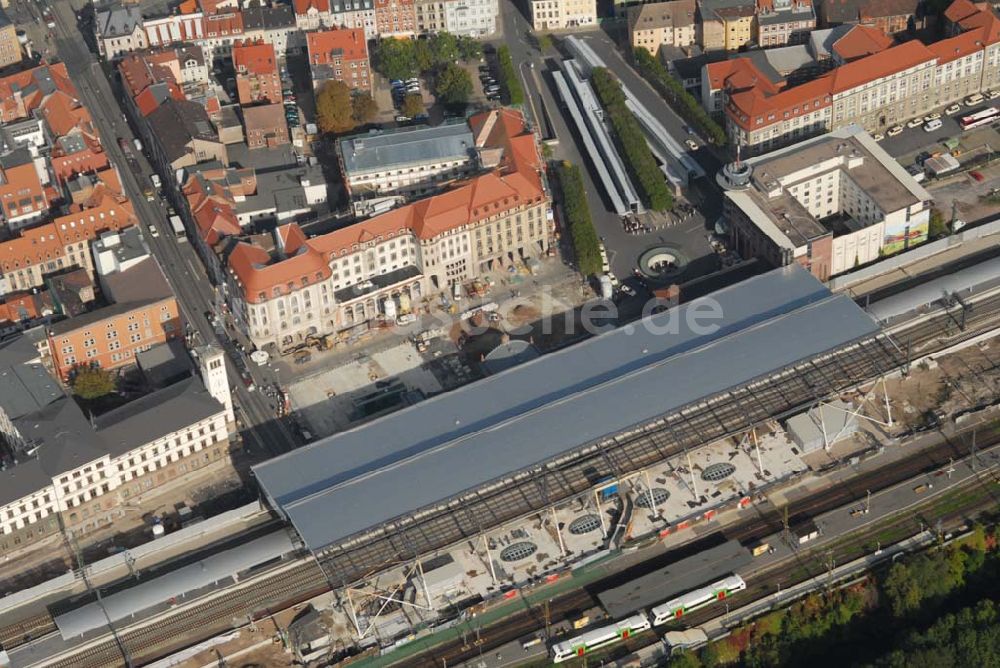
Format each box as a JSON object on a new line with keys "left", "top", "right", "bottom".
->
{"left": 402, "top": 426, "right": 1000, "bottom": 667}
{"left": 41, "top": 560, "right": 328, "bottom": 668}
{"left": 7, "top": 287, "right": 1000, "bottom": 667}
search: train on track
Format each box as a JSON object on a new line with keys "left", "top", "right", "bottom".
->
{"left": 551, "top": 574, "right": 746, "bottom": 662}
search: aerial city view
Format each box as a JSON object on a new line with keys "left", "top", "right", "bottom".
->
{"left": 0, "top": 0, "right": 999, "bottom": 665}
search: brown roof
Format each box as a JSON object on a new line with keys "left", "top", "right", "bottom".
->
{"left": 858, "top": 0, "right": 919, "bottom": 20}
{"left": 230, "top": 109, "right": 545, "bottom": 304}
{"left": 831, "top": 24, "right": 895, "bottom": 61}
{"left": 628, "top": 0, "right": 696, "bottom": 32}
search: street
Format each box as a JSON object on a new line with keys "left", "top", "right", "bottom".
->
{"left": 48, "top": 0, "right": 297, "bottom": 457}
{"left": 494, "top": 8, "right": 718, "bottom": 285}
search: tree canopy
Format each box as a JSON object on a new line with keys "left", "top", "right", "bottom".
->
{"left": 315, "top": 80, "right": 356, "bottom": 134}
{"left": 351, "top": 92, "right": 378, "bottom": 126}
{"left": 558, "top": 161, "right": 602, "bottom": 277}
{"left": 71, "top": 366, "right": 116, "bottom": 400}
{"left": 401, "top": 92, "right": 424, "bottom": 118}
{"left": 373, "top": 33, "right": 483, "bottom": 80}
{"left": 435, "top": 63, "right": 473, "bottom": 107}
{"left": 497, "top": 45, "right": 524, "bottom": 106}
{"left": 590, "top": 67, "right": 673, "bottom": 211}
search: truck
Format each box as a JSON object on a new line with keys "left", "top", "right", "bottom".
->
{"left": 150, "top": 174, "right": 161, "bottom": 190}
{"left": 598, "top": 274, "right": 614, "bottom": 300}
{"left": 169, "top": 215, "right": 186, "bottom": 241}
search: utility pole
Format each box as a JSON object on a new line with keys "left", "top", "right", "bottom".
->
{"left": 69, "top": 533, "right": 133, "bottom": 668}
{"left": 544, "top": 599, "right": 552, "bottom": 641}
{"left": 947, "top": 458, "right": 955, "bottom": 479}
{"left": 865, "top": 489, "right": 871, "bottom": 514}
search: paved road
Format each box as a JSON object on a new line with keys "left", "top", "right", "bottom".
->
{"left": 49, "top": 1, "right": 297, "bottom": 458}
{"left": 494, "top": 9, "right": 717, "bottom": 285}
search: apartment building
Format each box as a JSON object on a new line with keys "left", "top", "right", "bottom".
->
{"left": 374, "top": 0, "right": 417, "bottom": 36}
{"left": 306, "top": 27, "right": 372, "bottom": 93}
{"left": 0, "top": 337, "right": 233, "bottom": 551}
{"left": 720, "top": 124, "right": 932, "bottom": 281}
{"left": 0, "top": 154, "right": 50, "bottom": 232}
{"left": 723, "top": 1, "right": 1000, "bottom": 154}
{"left": 337, "top": 120, "right": 478, "bottom": 203}
{"left": 294, "top": 0, "right": 378, "bottom": 40}
{"left": 529, "top": 0, "right": 598, "bottom": 30}
{"left": 0, "top": 9, "right": 21, "bottom": 68}
{"left": 755, "top": 0, "right": 815, "bottom": 47}
{"left": 0, "top": 194, "right": 136, "bottom": 297}
{"left": 233, "top": 40, "right": 282, "bottom": 106}
{"left": 146, "top": 98, "right": 227, "bottom": 172}
{"left": 222, "top": 109, "right": 550, "bottom": 350}
{"left": 628, "top": 0, "right": 698, "bottom": 51}
{"left": 94, "top": 6, "right": 147, "bottom": 60}
{"left": 700, "top": 0, "right": 756, "bottom": 51}
{"left": 242, "top": 2, "right": 299, "bottom": 55}
{"left": 423, "top": 0, "right": 498, "bottom": 36}
{"left": 243, "top": 103, "right": 290, "bottom": 149}
{"left": 47, "top": 249, "right": 182, "bottom": 380}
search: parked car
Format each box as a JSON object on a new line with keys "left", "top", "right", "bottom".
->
{"left": 924, "top": 119, "right": 943, "bottom": 132}
{"left": 970, "top": 170, "right": 985, "bottom": 182}
{"left": 390, "top": 79, "right": 403, "bottom": 87}
{"left": 924, "top": 112, "right": 941, "bottom": 121}
{"left": 906, "top": 118, "right": 924, "bottom": 128}
{"left": 887, "top": 125, "right": 903, "bottom": 137}
{"left": 395, "top": 115, "right": 411, "bottom": 122}
{"left": 965, "top": 93, "right": 984, "bottom": 106}
{"left": 987, "top": 90, "right": 1000, "bottom": 100}
{"left": 685, "top": 139, "right": 698, "bottom": 150}
{"left": 945, "top": 104, "right": 962, "bottom": 114}
{"left": 872, "top": 133, "right": 885, "bottom": 141}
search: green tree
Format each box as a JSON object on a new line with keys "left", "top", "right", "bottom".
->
{"left": 537, "top": 34, "right": 553, "bottom": 52}
{"left": 414, "top": 39, "right": 435, "bottom": 73}
{"left": 401, "top": 92, "right": 424, "bottom": 118}
{"left": 558, "top": 161, "right": 602, "bottom": 276}
{"left": 457, "top": 36, "right": 483, "bottom": 61}
{"left": 435, "top": 63, "right": 473, "bottom": 106}
{"left": 315, "top": 80, "right": 357, "bottom": 134}
{"left": 497, "top": 45, "right": 524, "bottom": 105}
{"left": 432, "top": 32, "right": 460, "bottom": 65}
{"left": 928, "top": 208, "right": 949, "bottom": 238}
{"left": 71, "top": 365, "right": 116, "bottom": 400}
{"left": 632, "top": 47, "right": 727, "bottom": 147}
{"left": 669, "top": 650, "right": 703, "bottom": 668}
{"left": 374, "top": 38, "right": 415, "bottom": 80}
{"left": 351, "top": 92, "right": 378, "bottom": 125}
{"left": 883, "top": 562, "right": 922, "bottom": 618}
{"left": 590, "top": 67, "right": 673, "bottom": 211}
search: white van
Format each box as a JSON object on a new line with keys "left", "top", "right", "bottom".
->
{"left": 924, "top": 119, "right": 943, "bottom": 132}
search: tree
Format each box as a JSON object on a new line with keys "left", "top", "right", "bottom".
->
{"left": 929, "top": 208, "right": 949, "bottom": 238}
{"left": 316, "top": 81, "right": 357, "bottom": 133}
{"left": 457, "top": 36, "right": 483, "bottom": 61}
{"left": 497, "top": 45, "right": 524, "bottom": 105}
{"left": 435, "top": 63, "right": 473, "bottom": 106}
{"left": 432, "top": 32, "right": 460, "bottom": 65}
{"left": 413, "top": 39, "right": 435, "bottom": 73}
{"left": 401, "top": 92, "right": 424, "bottom": 118}
{"left": 351, "top": 92, "right": 378, "bottom": 125}
{"left": 883, "top": 562, "right": 922, "bottom": 618}
{"left": 374, "top": 38, "right": 415, "bottom": 80}
{"left": 537, "top": 34, "right": 553, "bottom": 52}
{"left": 71, "top": 365, "right": 116, "bottom": 400}
{"left": 669, "top": 650, "right": 703, "bottom": 668}
{"left": 558, "top": 161, "right": 602, "bottom": 277}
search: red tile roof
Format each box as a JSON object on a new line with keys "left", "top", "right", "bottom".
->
{"left": 705, "top": 58, "right": 783, "bottom": 95}
{"left": 831, "top": 24, "right": 894, "bottom": 61}
{"left": 233, "top": 40, "right": 278, "bottom": 77}
{"left": 294, "top": 0, "right": 330, "bottom": 14}
{"left": 306, "top": 28, "right": 368, "bottom": 66}
{"left": 230, "top": 109, "right": 546, "bottom": 303}
{"left": 943, "top": 0, "right": 980, "bottom": 22}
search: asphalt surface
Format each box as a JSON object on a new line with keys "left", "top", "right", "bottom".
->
{"left": 48, "top": 1, "right": 297, "bottom": 458}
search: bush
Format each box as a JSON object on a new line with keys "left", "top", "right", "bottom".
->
{"left": 632, "top": 47, "right": 727, "bottom": 147}
{"left": 557, "top": 162, "right": 602, "bottom": 276}
{"left": 71, "top": 366, "right": 116, "bottom": 400}
{"left": 590, "top": 68, "right": 673, "bottom": 212}
{"left": 497, "top": 45, "right": 524, "bottom": 106}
